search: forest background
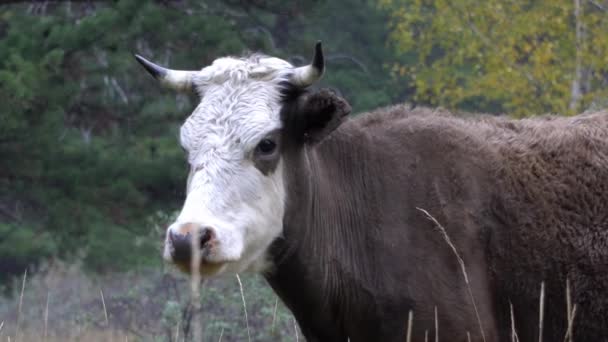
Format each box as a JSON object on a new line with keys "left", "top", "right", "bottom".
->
{"left": 0, "top": 1, "right": 607, "bottom": 340}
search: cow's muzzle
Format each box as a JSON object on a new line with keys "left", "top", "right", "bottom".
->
{"left": 167, "top": 222, "right": 217, "bottom": 270}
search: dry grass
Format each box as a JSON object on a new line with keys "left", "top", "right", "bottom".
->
{"left": 15, "top": 270, "right": 26, "bottom": 342}
{"left": 292, "top": 316, "right": 299, "bottom": 342}
{"left": 218, "top": 327, "right": 224, "bottom": 342}
{"left": 417, "top": 207, "right": 582, "bottom": 342}
{"left": 564, "top": 305, "right": 577, "bottom": 342}
{"left": 236, "top": 273, "right": 251, "bottom": 342}
{"left": 538, "top": 282, "right": 545, "bottom": 342}
{"left": 510, "top": 301, "right": 520, "bottom": 342}
{"left": 0, "top": 263, "right": 583, "bottom": 341}
{"left": 418, "top": 207, "right": 487, "bottom": 342}
{"left": 43, "top": 291, "right": 49, "bottom": 342}
{"left": 99, "top": 290, "right": 108, "bottom": 327}
{"left": 434, "top": 305, "right": 439, "bottom": 342}
{"left": 406, "top": 310, "right": 413, "bottom": 342}
{"left": 564, "top": 279, "right": 577, "bottom": 342}
{"left": 14, "top": 329, "right": 135, "bottom": 342}
{"left": 271, "top": 296, "right": 278, "bottom": 334}
{"left": 0, "top": 260, "right": 297, "bottom": 342}
{"left": 190, "top": 228, "right": 203, "bottom": 342}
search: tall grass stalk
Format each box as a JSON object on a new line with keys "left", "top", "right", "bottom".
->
{"left": 190, "top": 229, "right": 202, "bottom": 342}
{"left": 434, "top": 305, "right": 438, "bottom": 342}
{"left": 564, "top": 279, "right": 577, "bottom": 342}
{"left": 16, "top": 269, "right": 27, "bottom": 342}
{"left": 100, "top": 289, "right": 111, "bottom": 342}
{"left": 418, "top": 208, "right": 487, "bottom": 342}
{"left": 563, "top": 305, "right": 577, "bottom": 342}
{"left": 293, "top": 317, "right": 299, "bottom": 342}
{"left": 271, "top": 297, "right": 278, "bottom": 334}
{"left": 43, "top": 291, "right": 49, "bottom": 342}
{"left": 236, "top": 274, "right": 251, "bottom": 342}
{"left": 538, "top": 281, "right": 545, "bottom": 342}
{"left": 510, "top": 301, "right": 519, "bottom": 342}
{"left": 218, "top": 327, "right": 224, "bottom": 342}
{"left": 566, "top": 279, "right": 572, "bottom": 330}
{"left": 100, "top": 289, "right": 109, "bottom": 326}
{"left": 405, "top": 310, "right": 413, "bottom": 342}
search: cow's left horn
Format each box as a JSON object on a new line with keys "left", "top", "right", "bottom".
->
{"left": 134, "top": 54, "right": 196, "bottom": 92}
{"left": 291, "top": 41, "right": 325, "bottom": 87}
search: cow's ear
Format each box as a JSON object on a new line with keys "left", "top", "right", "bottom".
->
{"left": 291, "top": 88, "right": 351, "bottom": 144}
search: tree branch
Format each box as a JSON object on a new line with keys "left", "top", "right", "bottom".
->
{"left": 327, "top": 54, "right": 369, "bottom": 73}
{"left": 587, "top": 0, "right": 608, "bottom": 11}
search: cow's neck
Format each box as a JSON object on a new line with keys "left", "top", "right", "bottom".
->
{"left": 266, "top": 126, "right": 381, "bottom": 339}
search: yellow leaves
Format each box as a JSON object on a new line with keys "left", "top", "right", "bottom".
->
{"left": 389, "top": 63, "right": 410, "bottom": 78}
{"left": 383, "top": 0, "right": 608, "bottom": 116}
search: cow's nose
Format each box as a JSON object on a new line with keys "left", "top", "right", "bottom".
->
{"left": 168, "top": 223, "right": 215, "bottom": 264}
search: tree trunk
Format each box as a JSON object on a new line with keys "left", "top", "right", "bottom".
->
{"left": 569, "top": 0, "right": 585, "bottom": 112}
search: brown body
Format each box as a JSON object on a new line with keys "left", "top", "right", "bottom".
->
{"left": 134, "top": 48, "right": 608, "bottom": 341}
{"left": 266, "top": 101, "right": 608, "bottom": 342}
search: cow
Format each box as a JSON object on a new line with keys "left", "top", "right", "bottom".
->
{"left": 134, "top": 43, "right": 608, "bottom": 341}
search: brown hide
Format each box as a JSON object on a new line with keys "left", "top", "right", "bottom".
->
{"left": 266, "top": 98, "right": 608, "bottom": 342}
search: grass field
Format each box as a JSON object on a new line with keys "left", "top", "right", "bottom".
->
{"left": 0, "top": 261, "right": 299, "bottom": 342}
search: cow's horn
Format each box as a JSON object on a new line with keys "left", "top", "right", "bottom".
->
{"left": 291, "top": 41, "right": 325, "bottom": 87}
{"left": 134, "top": 54, "right": 196, "bottom": 92}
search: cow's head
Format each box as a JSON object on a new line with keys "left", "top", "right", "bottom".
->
{"left": 135, "top": 43, "right": 351, "bottom": 276}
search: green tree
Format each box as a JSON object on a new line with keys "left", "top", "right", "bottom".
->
{"left": 0, "top": 0, "right": 399, "bottom": 280}
{"left": 0, "top": 0, "right": 246, "bottom": 277}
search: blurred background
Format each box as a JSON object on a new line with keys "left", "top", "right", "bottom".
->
{"left": 0, "top": 0, "right": 606, "bottom": 340}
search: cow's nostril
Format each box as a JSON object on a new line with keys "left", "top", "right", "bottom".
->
{"left": 200, "top": 227, "right": 215, "bottom": 248}
{"left": 169, "top": 229, "right": 192, "bottom": 263}
{"left": 168, "top": 224, "right": 216, "bottom": 264}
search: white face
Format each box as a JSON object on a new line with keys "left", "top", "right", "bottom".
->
{"left": 163, "top": 56, "right": 293, "bottom": 275}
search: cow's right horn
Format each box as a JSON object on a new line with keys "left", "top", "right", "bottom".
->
{"left": 134, "top": 54, "right": 197, "bottom": 92}
{"left": 290, "top": 41, "right": 325, "bottom": 87}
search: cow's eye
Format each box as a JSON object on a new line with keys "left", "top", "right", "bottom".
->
{"left": 256, "top": 138, "right": 276, "bottom": 154}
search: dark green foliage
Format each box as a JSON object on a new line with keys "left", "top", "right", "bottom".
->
{"left": 0, "top": 0, "right": 399, "bottom": 280}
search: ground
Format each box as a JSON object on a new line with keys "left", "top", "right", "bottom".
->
{"left": 0, "top": 261, "right": 299, "bottom": 342}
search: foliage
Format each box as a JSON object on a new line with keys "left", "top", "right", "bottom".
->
{"left": 0, "top": 0, "right": 399, "bottom": 280}
{"left": 381, "top": 0, "right": 608, "bottom": 116}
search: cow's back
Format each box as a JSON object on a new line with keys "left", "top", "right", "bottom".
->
{"left": 283, "top": 107, "right": 504, "bottom": 341}
{"left": 484, "top": 112, "right": 608, "bottom": 341}
{"left": 275, "top": 106, "right": 608, "bottom": 341}
{"left": 330, "top": 107, "right": 506, "bottom": 341}
{"left": 349, "top": 109, "right": 608, "bottom": 341}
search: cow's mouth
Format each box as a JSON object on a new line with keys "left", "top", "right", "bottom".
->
{"left": 173, "top": 258, "right": 226, "bottom": 276}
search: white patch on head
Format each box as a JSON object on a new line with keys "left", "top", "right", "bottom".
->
{"left": 165, "top": 55, "right": 294, "bottom": 275}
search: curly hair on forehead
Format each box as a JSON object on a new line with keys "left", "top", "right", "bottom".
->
{"left": 191, "top": 53, "right": 295, "bottom": 91}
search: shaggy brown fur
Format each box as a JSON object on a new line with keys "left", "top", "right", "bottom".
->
{"left": 266, "top": 93, "right": 608, "bottom": 342}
